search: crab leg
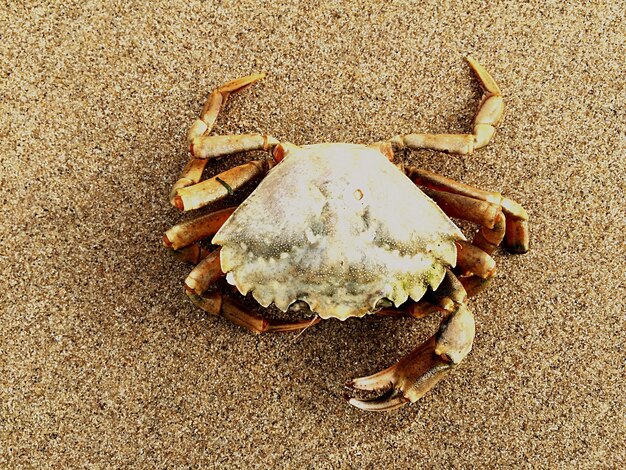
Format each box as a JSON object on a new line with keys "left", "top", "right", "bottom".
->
{"left": 173, "top": 159, "right": 274, "bottom": 212}
{"left": 376, "top": 269, "right": 470, "bottom": 319}
{"left": 390, "top": 56, "right": 503, "bottom": 155}
{"left": 163, "top": 206, "right": 237, "bottom": 250}
{"left": 187, "top": 73, "right": 265, "bottom": 142}
{"left": 409, "top": 169, "right": 530, "bottom": 254}
{"left": 188, "top": 291, "right": 321, "bottom": 334}
{"left": 416, "top": 187, "right": 506, "bottom": 295}
{"left": 170, "top": 134, "right": 278, "bottom": 206}
{"left": 181, "top": 248, "right": 321, "bottom": 334}
{"left": 376, "top": 299, "right": 441, "bottom": 319}
{"left": 184, "top": 248, "right": 224, "bottom": 295}
{"left": 454, "top": 239, "right": 498, "bottom": 297}
{"left": 420, "top": 188, "right": 506, "bottom": 251}
{"left": 408, "top": 169, "right": 529, "bottom": 294}
{"left": 430, "top": 188, "right": 527, "bottom": 254}
{"left": 190, "top": 133, "right": 279, "bottom": 160}
{"left": 163, "top": 205, "right": 237, "bottom": 264}
{"left": 455, "top": 240, "right": 496, "bottom": 279}
{"left": 170, "top": 73, "right": 279, "bottom": 205}
{"left": 458, "top": 275, "right": 493, "bottom": 298}
{"left": 167, "top": 243, "right": 211, "bottom": 265}
{"left": 346, "top": 278, "right": 474, "bottom": 411}
{"left": 172, "top": 74, "right": 262, "bottom": 200}
{"left": 406, "top": 168, "right": 527, "bottom": 220}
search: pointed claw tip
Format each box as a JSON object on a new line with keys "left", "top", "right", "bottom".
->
{"left": 348, "top": 397, "right": 364, "bottom": 408}
{"left": 347, "top": 397, "right": 376, "bottom": 411}
{"left": 347, "top": 396, "right": 409, "bottom": 412}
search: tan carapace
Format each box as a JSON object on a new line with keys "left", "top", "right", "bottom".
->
{"left": 214, "top": 143, "right": 463, "bottom": 320}
{"left": 163, "top": 57, "right": 530, "bottom": 411}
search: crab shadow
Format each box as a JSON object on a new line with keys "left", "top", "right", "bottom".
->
{"left": 247, "top": 305, "right": 442, "bottom": 416}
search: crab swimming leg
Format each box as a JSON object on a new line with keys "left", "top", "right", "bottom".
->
{"left": 170, "top": 73, "right": 279, "bottom": 208}
{"left": 346, "top": 270, "right": 474, "bottom": 411}
{"left": 390, "top": 56, "right": 503, "bottom": 155}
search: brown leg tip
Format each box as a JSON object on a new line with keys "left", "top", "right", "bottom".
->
{"left": 273, "top": 143, "right": 285, "bottom": 163}
{"left": 173, "top": 195, "right": 184, "bottom": 211}
{"left": 505, "top": 219, "right": 530, "bottom": 254}
{"left": 506, "top": 243, "right": 529, "bottom": 255}
{"left": 162, "top": 233, "right": 172, "bottom": 247}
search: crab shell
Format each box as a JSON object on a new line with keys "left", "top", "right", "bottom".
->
{"left": 212, "top": 143, "right": 465, "bottom": 320}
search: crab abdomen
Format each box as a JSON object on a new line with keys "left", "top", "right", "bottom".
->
{"left": 212, "top": 143, "right": 464, "bottom": 320}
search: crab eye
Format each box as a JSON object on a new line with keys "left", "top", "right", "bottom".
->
{"left": 353, "top": 189, "right": 364, "bottom": 200}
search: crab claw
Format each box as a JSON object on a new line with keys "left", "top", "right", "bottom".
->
{"left": 345, "top": 389, "right": 410, "bottom": 412}
{"left": 345, "top": 304, "right": 475, "bottom": 411}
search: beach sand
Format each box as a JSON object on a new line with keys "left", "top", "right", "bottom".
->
{"left": 1, "top": 1, "right": 624, "bottom": 467}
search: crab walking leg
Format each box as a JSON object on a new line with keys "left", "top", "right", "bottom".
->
{"left": 167, "top": 243, "right": 211, "bottom": 265}
{"left": 190, "top": 133, "right": 279, "bottom": 160}
{"left": 459, "top": 275, "right": 493, "bottom": 298}
{"left": 163, "top": 207, "right": 236, "bottom": 264}
{"left": 170, "top": 72, "right": 279, "bottom": 204}
{"left": 170, "top": 134, "right": 280, "bottom": 206}
{"left": 455, "top": 240, "right": 496, "bottom": 279}
{"left": 406, "top": 168, "right": 528, "bottom": 220}
{"left": 376, "top": 300, "right": 441, "bottom": 319}
{"left": 182, "top": 249, "right": 322, "bottom": 334}
{"left": 187, "top": 73, "right": 267, "bottom": 143}
{"left": 164, "top": 207, "right": 237, "bottom": 265}
{"left": 173, "top": 74, "right": 264, "bottom": 199}
{"left": 390, "top": 57, "right": 503, "bottom": 155}
{"left": 420, "top": 187, "right": 527, "bottom": 256}
{"left": 407, "top": 167, "right": 529, "bottom": 254}
{"left": 184, "top": 248, "right": 224, "bottom": 295}
{"left": 414, "top": 182, "right": 521, "bottom": 295}
{"left": 187, "top": 292, "right": 321, "bottom": 334}
{"left": 187, "top": 290, "right": 322, "bottom": 334}
{"left": 421, "top": 187, "right": 506, "bottom": 252}
{"left": 173, "top": 160, "right": 273, "bottom": 212}
{"left": 372, "top": 272, "right": 467, "bottom": 330}
{"left": 163, "top": 206, "right": 237, "bottom": 250}
{"left": 454, "top": 240, "right": 497, "bottom": 297}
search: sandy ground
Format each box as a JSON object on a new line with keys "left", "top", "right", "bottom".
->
{"left": 1, "top": 0, "right": 625, "bottom": 467}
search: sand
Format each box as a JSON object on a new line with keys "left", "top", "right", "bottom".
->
{"left": 1, "top": 0, "right": 624, "bottom": 467}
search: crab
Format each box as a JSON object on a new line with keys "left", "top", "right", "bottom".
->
{"left": 163, "top": 57, "right": 529, "bottom": 411}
